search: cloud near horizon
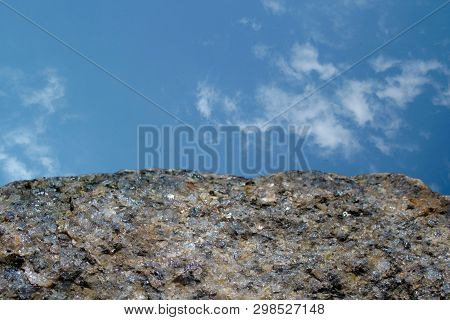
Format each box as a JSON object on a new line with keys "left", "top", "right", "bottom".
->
{"left": 196, "top": 81, "right": 238, "bottom": 120}
{"left": 194, "top": 43, "right": 450, "bottom": 157}
{"left": 0, "top": 68, "right": 64, "bottom": 182}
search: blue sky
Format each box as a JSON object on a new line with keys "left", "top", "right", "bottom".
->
{"left": 0, "top": 0, "right": 449, "bottom": 193}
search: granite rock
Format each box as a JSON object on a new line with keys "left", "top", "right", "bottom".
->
{"left": 0, "top": 169, "right": 448, "bottom": 299}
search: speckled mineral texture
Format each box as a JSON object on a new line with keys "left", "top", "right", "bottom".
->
{"left": 0, "top": 170, "right": 448, "bottom": 299}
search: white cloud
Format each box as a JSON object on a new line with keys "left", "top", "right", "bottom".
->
{"left": 239, "top": 17, "right": 261, "bottom": 31}
{"left": 196, "top": 81, "right": 238, "bottom": 119}
{"left": 0, "top": 68, "right": 64, "bottom": 183}
{"left": 370, "top": 55, "right": 400, "bottom": 72}
{"left": 3, "top": 128, "right": 59, "bottom": 176}
{"left": 336, "top": 80, "right": 375, "bottom": 125}
{"left": 196, "top": 82, "right": 217, "bottom": 118}
{"left": 376, "top": 60, "right": 442, "bottom": 107}
{"left": 311, "top": 116, "right": 355, "bottom": 151}
{"left": 256, "top": 85, "right": 296, "bottom": 116}
{"left": 261, "top": 0, "right": 286, "bottom": 15}
{"left": 278, "top": 43, "right": 338, "bottom": 80}
{"left": 22, "top": 69, "right": 64, "bottom": 113}
{"left": 0, "top": 125, "right": 60, "bottom": 182}
{"left": 223, "top": 96, "right": 237, "bottom": 112}
{"left": 196, "top": 44, "right": 449, "bottom": 157}
{"left": 252, "top": 44, "right": 269, "bottom": 59}
{"left": 0, "top": 152, "right": 34, "bottom": 181}
{"left": 370, "top": 136, "right": 391, "bottom": 155}
{"left": 277, "top": 51, "right": 447, "bottom": 153}
{"left": 432, "top": 84, "right": 450, "bottom": 108}
{"left": 256, "top": 84, "right": 358, "bottom": 153}
{"left": 362, "top": 132, "right": 419, "bottom": 156}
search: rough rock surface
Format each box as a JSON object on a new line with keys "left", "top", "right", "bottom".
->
{"left": 0, "top": 169, "right": 448, "bottom": 300}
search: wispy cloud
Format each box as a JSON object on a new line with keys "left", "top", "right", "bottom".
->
{"left": 252, "top": 44, "right": 270, "bottom": 60}
{"left": 22, "top": 69, "right": 65, "bottom": 113}
{"left": 375, "top": 60, "right": 443, "bottom": 107}
{"left": 370, "top": 135, "right": 418, "bottom": 155}
{"left": 0, "top": 152, "right": 34, "bottom": 181}
{"left": 196, "top": 82, "right": 216, "bottom": 118}
{"left": 195, "top": 43, "right": 449, "bottom": 157}
{"left": 267, "top": 48, "right": 447, "bottom": 154}
{"left": 196, "top": 81, "right": 238, "bottom": 119}
{"left": 255, "top": 84, "right": 358, "bottom": 153}
{"left": 0, "top": 68, "right": 65, "bottom": 183}
{"left": 278, "top": 43, "right": 338, "bottom": 81}
{"left": 370, "top": 135, "right": 391, "bottom": 155}
{"left": 261, "top": 0, "right": 286, "bottom": 15}
{"left": 239, "top": 17, "right": 262, "bottom": 31}
{"left": 432, "top": 84, "right": 450, "bottom": 108}
{"left": 274, "top": 1, "right": 387, "bottom": 48}
{"left": 3, "top": 127, "right": 59, "bottom": 175}
{"left": 370, "top": 55, "right": 400, "bottom": 73}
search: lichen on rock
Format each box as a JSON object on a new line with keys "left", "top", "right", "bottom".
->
{"left": 0, "top": 169, "right": 448, "bottom": 299}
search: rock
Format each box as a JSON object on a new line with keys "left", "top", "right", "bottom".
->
{"left": 0, "top": 169, "right": 448, "bottom": 299}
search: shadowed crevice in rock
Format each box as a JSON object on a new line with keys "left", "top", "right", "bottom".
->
{"left": 0, "top": 169, "right": 448, "bottom": 299}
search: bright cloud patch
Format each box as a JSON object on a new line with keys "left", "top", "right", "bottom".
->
{"left": 196, "top": 81, "right": 238, "bottom": 119}
{"left": 375, "top": 60, "right": 443, "bottom": 107}
{"left": 256, "top": 84, "right": 358, "bottom": 153}
{"left": 0, "top": 152, "right": 33, "bottom": 181}
{"left": 370, "top": 55, "right": 400, "bottom": 73}
{"left": 278, "top": 43, "right": 338, "bottom": 80}
{"left": 261, "top": 0, "right": 286, "bottom": 15}
{"left": 337, "top": 80, "right": 375, "bottom": 125}
{"left": 195, "top": 44, "right": 449, "bottom": 156}
{"left": 0, "top": 68, "right": 64, "bottom": 182}
{"left": 22, "top": 70, "right": 64, "bottom": 113}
